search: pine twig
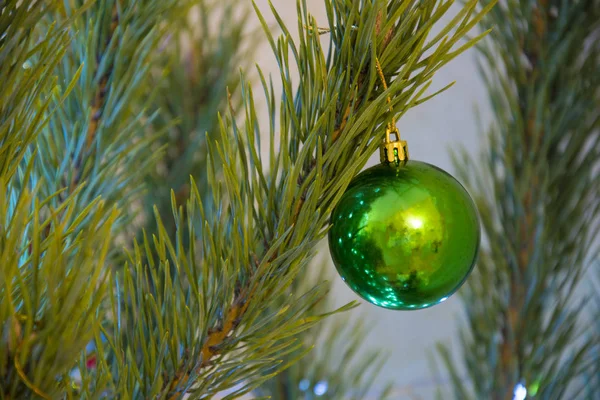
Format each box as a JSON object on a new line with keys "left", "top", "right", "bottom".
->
{"left": 168, "top": 286, "right": 257, "bottom": 399}
{"left": 69, "top": 5, "right": 118, "bottom": 193}
{"left": 14, "top": 343, "right": 51, "bottom": 400}
{"left": 86, "top": 5, "right": 119, "bottom": 151}
{"left": 497, "top": 7, "right": 546, "bottom": 399}
{"left": 170, "top": 10, "right": 400, "bottom": 392}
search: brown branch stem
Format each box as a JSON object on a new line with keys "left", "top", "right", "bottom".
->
{"left": 68, "top": 5, "right": 118, "bottom": 193}
{"left": 498, "top": 4, "right": 547, "bottom": 398}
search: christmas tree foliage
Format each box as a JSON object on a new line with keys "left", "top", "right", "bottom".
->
{"left": 438, "top": 0, "right": 600, "bottom": 398}
{"left": 2, "top": 0, "right": 492, "bottom": 398}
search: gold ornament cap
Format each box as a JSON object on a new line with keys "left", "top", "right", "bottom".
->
{"left": 380, "top": 125, "right": 409, "bottom": 165}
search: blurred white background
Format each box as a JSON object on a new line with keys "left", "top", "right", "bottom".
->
{"left": 244, "top": 1, "right": 492, "bottom": 398}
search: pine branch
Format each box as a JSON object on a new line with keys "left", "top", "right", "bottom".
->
{"left": 439, "top": 0, "right": 600, "bottom": 398}
{"left": 0, "top": 5, "right": 119, "bottom": 391}
{"left": 1, "top": 1, "right": 197, "bottom": 397}
{"left": 136, "top": 3, "right": 394, "bottom": 397}
{"left": 102, "top": 0, "right": 493, "bottom": 397}
{"left": 85, "top": 5, "right": 117, "bottom": 148}
{"left": 34, "top": 0, "right": 191, "bottom": 247}
{"left": 254, "top": 261, "right": 394, "bottom": 400}
{"left": 63, "top": 3, "right": 119, "bottom": 200}
{"left": 250, "top": 13, "right": 400, "bottom": 398}
{"left": 0, "top": 3, "right": 111, "bottom": 397}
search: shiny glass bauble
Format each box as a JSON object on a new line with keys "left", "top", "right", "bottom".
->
{"left": 328, "top": 160, "right": 480, "bottom": 310}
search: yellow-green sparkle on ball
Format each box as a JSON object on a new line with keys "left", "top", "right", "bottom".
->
{"left": 328, "top": 160, "right": 480, "bottom": 310}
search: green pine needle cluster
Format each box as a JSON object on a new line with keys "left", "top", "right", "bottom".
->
{"left": 34, "top": 0, "right": 193, "bottom": 254}
{"left": 1, "top": 1, "right": 116, "bottom": 397}
{"left": 253, "top": 259, "right": 394, "bottom": 400}
{"left": 1, "top": 0, "right": 492, "bottom": 398}
{"left": 439, "top": 0, "right": 600, "bottom": 399}
{"left": 139, "top": 0, "right": 258, "bottom": 244}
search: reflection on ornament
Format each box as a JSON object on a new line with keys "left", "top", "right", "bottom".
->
{"left": 407, "top": 216, "right": 423, "bottom": 229}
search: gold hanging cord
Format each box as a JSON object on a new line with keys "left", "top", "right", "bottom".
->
{"left": 375, "top": 57, "right": 409, "bottom": 165}
{"left": 305, "top": 24, "right": 408, "bottom": 164}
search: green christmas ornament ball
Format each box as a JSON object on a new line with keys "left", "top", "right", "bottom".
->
{"left": 328, "top": 160, "right": 480, "bottom": 310}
